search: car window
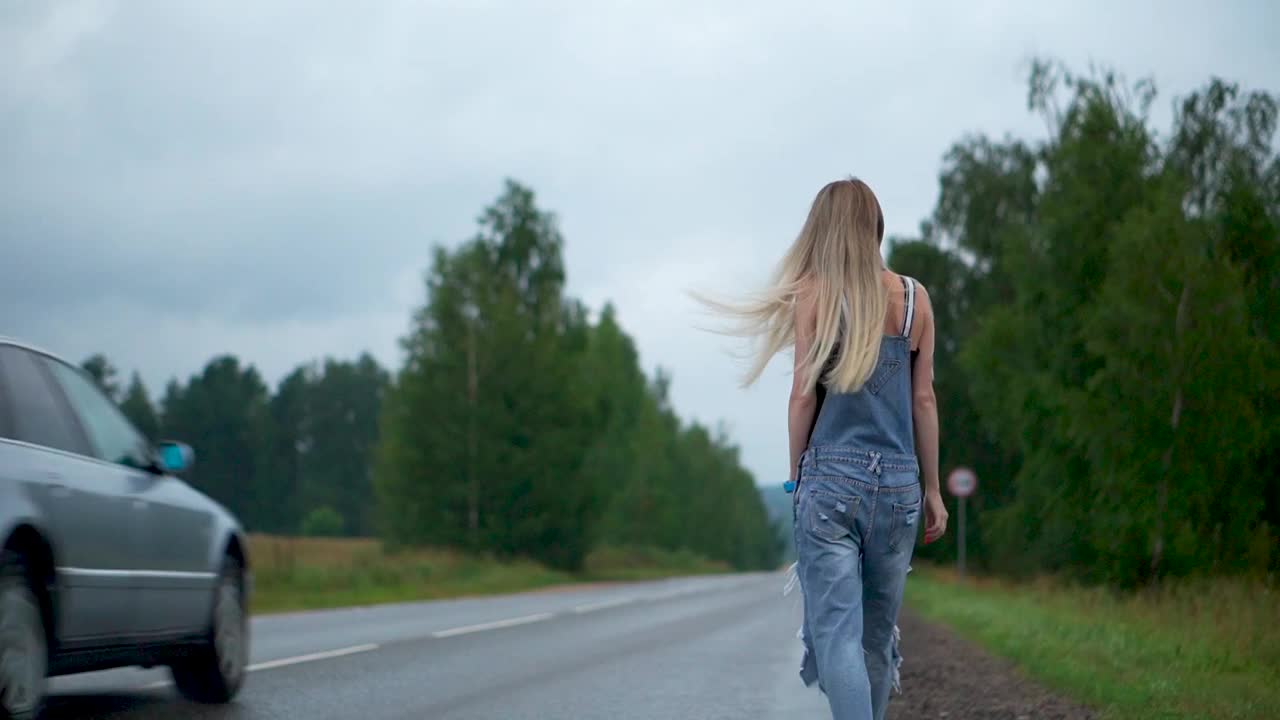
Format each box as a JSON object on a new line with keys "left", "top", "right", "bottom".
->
{"left": 0, "top": 345, "right": 93, "bottom": 455}
{"left": 0, "top": 360, "right": 12, "bottom": 439}
{"left": 44, "top": 357, "right": 151, "bottom": 468}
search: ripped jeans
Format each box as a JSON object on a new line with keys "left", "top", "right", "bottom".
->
{"left": 791, "top": 447, "right": 921, "bottom": 720}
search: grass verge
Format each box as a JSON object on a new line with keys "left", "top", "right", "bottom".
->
{"left": 904, "top": 564, "right": 1279, "bottom": 720}
{"left": 582, "top": 544, "right": 731, "bottom": 581}
{"left": 246, "top": 535, "right": 730, "bottom": 615}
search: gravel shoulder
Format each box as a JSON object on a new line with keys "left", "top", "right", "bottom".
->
{"left": 887, "top": 607, "right": 1097, "bottom": 720}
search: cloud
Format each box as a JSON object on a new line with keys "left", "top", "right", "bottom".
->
{"left": 2, "top": 0, "right": 1276, "bottom": 486}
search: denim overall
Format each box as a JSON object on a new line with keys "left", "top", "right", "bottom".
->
{"left": 791, "top": 276, "right": 922, "bottom": 720}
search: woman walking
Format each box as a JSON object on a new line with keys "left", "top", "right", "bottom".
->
{"left": 709, "top": 178, "right": 947, "bottom": 720}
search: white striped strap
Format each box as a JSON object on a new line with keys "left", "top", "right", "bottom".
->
{"left": 902, "top": 276, "right": 917, "bottom": 337}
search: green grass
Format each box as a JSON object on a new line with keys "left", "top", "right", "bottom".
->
{"left": 904, "top": 564, "right": 1280, "bottom": 720}
{"left": 246, "top": 535, "right": 730, "bottom": 615}
{"left": 581, "top": 544, "right": 731, "bottom": 581}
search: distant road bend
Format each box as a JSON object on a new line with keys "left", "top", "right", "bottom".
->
{"left": 46, "top": 574, "right": 831, "bottom": 719}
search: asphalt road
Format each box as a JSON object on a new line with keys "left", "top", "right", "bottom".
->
{"left": 45, "top": 573, "right": 829, "bottom": 719}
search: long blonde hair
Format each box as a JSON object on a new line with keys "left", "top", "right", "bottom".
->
{"left": 699, "top": 177, "right": 888, "bottom": 395}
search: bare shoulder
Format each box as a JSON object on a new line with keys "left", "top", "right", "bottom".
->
{"left": 905, "top": 277, "right": 933, "bottom": 348}
{"left": 912, "top": 278, "right": 933, "bottom": 315}
{"left": 887, "top": 272, "right": 933, "bottom": 312}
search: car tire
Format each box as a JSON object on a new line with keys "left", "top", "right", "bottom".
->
{"left": 170, "top": 555, "right": 247, "bottom": 704}
{"left": 0, "top": 550, "right": 47, "bottom": 720}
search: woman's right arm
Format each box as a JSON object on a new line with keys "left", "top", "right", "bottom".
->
{"left": 787, "top": 284, "right": 820, "bottom": 481}
{"left": 911, "top": 283, "right": 947, "bottom": 543}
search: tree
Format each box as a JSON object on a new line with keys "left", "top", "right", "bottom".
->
{"left": 376, "top": 180, "right": 780, "bottom": 572}
{"left": 376, "top": 180, "right": 593, "bottom": 569}
{"left": 261, "top": 365, "right": 311, "bottom": 535}
{"left": 160, "top": 356, "right": 282, "bottom": 532}
{"left": 119, "top": 372, "right": 159, "bottom": 441}
{"left": 895, "top": 59, "right": 1279, "bottom": 584}
{"left": 293, "top": 354, "right": 389, "bottom": 536}
{"left": 81, "top": 354, "right": 121, "bottom": 402}
{"left": 300, "top": 507, "right": 345, "bottom": 537}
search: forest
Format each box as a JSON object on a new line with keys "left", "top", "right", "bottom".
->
{"left": 889, "top": 61, "right": 1278, "bottom": 586}
{"left": 84, "top": 181, "right": 780, "bottom": 574}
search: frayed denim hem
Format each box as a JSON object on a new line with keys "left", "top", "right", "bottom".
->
{"left": 784, "top": 562, "right": 909, "bottom": 696}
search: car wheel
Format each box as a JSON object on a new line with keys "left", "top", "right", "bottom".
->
{"left": 0, "top": 550, "right": 46, "bottom": 720}
{"left": 171, "top": 556, "right": 247, "bottom": 704}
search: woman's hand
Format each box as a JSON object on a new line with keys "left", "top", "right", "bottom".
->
{"left": 924, "top": 489, "right": 948, "bottom": 544}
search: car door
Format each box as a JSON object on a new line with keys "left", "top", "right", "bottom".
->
{"left": 124, "top": 465, "right": 219, "bottom": 636}
{"left": 42, "top": 357, "right": 218, "bottom": 637}
{"left": 0, "top": 345, "right": 142, "bottom": 644}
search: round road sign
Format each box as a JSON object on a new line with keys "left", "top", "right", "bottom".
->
{"left": 947, "top": 467, "right": 977, "bottom": 497}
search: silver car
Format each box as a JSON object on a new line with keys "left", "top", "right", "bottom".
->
{"left": 0, "top": 337, "right": 250, "bottom": 719}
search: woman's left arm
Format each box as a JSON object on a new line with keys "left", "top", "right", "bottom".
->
{"left": 788, "top": 289, "right": 819, "bottom": 481}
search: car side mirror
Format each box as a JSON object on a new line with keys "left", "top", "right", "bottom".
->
{"left": 156, "top": 441, "right": 195, "bottom": 474}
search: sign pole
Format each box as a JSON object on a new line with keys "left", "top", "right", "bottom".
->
{"left": 946, "top": 466, "right": 977, "bottom": 583}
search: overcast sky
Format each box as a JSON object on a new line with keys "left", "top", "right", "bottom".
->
{"left": 3, "top": 1, "right": 1277, "bottom": 488}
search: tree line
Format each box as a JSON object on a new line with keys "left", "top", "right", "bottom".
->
{"left": 373, "top": 180, "right": 779, "bottom": 572}
{"left": 85, "top": 180, "right": 780, "bottom": 573}
{"left": 888, "top": 60, "right": 1279, "bottom": 587}
{"left": 82, "top": 351, "right": 389, "bottom": 538}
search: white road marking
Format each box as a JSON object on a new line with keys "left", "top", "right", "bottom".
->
{"left": 642, "top": 580, "right": 750, "bottom": 602}
{"left": 431, "top": 612, "right": 555, "bottom": 638}
{"left": 248, "top": 643, "right": 380, "bottom": 672}
{"left": 646, "top": 588, "right": 697, "bottom": 601}
{"left": 139, "top": 643, "right": 380, "bottom": 690}
{"left": 136, "top": 579, "right": 746, "bottom": 690}
{"left": 572, "top": 597, "right": 635, "bottom": 613}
